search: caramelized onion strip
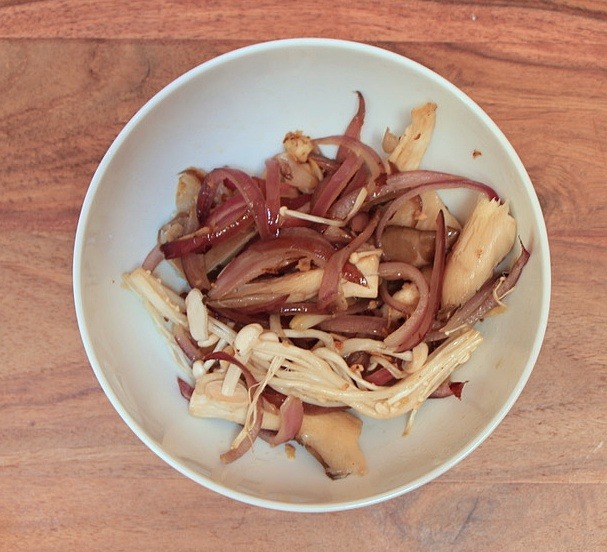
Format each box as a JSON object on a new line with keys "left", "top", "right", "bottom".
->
{"left": 317, "top": 211, "right": 379, "bottom": 311}
{"left": 267, "top": 395, "right": 304, "bottom": 446}
{"left": 317, "top": 315, "right": 389, "bottom": 337}
{"left": 383, "top": 210, "right": 446, "bottom": 352}
{"left": 367, "top": 170, "right": 498, "bottom": 208}
{"left": 311, "top": 153, "right": 363, "bottom": 216}
{"left": 374, "top": 180, "right": 496, "bottom": 250}
{"left": 160, "top": 211, "right": 254, "bottom": 259}
{"left": 314, "top": 135, "right": 385, "bottom": 188}
{"left": 337, "top": 91, "right": 365, "bottom": 161}
{"left": 380, "top": 262, "right": 430, "bottom": 351}
{"left": 207, "top": 229, "right": 335, "bottom": 300}
{"left": 208, "top": 167, "right": 276, "bottom": 239}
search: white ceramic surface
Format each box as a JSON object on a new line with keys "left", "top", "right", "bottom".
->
{"left": 73, "top": 38, "right": 550, "bottom": 512}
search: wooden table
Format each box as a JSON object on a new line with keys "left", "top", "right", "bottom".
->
{"left": 1, "top": 1, "right": 606, "bottom": 549}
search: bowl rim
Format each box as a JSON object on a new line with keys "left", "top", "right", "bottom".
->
{"left": 73, "top": 37, "right": 551, "bottom": 512}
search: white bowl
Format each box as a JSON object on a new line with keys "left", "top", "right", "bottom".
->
{"left": 73, "top": 38, "right": 550, "bottom": 512}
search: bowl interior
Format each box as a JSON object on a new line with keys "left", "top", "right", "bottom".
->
{"left": 74, "top": 39, "right": 550, "bottom": 512}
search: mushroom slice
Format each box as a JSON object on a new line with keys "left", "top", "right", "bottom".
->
{"left": 388, "top": 102, "right": 437, "bottom": 171}
{"left": 387, "top": 103, "right": 461, "bottom": 231}
{"left": 296, "top": 411, "right": 367, "bottom": 479}
{"left": 442, "top": 196, "right": 516, "bottom": 308}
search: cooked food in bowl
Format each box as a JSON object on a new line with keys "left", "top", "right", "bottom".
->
{"left": 123, "top": 93, "right": 529, "bottom": 479}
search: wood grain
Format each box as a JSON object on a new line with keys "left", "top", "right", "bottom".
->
{"left": 0, "top": 1, "right": 606, "bottom": 43}
{"left": 1, "top": 1, "right": 606, "bottom": 550}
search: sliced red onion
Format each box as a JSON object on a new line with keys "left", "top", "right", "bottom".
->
{"left": 206, "top": 168, "right": 276, "bottom": 239}
{"left": 196, "top": 171, "right": 218, "bottom": 224}
{"left": 337, "top": 91, "right": 365, "bottom": 161}
{"left": 341, "top": 164, "right": 370, "bottom": 197}
{"left": 278, "top": 298, "right": 371, "bottom": 316}
{"left": 383, "top": 210, "right": 446, "bottom": 352}
{"left": 379, "top": 280, "right": 413, "bottom": 313}
{"left": 364, "top": 368, "right": 395, "bottom": 386}
{"left": 367, "top": 170, "right": 499, "bottom": 208}
{"left": 141, "top": 243, "right": 164, "bottom": 272}
{"left": 160, "top": 211, "right": 254, "bottom": 259}
{"left": 261, "top": 386, "right": 288, "bottom": 408}
{"left": 314, "top": 135, "right": 385, "bottom": 188}
{"left": 328, "top": 187, "right": 367, "bottom": 221}
{"left": 320, "top": 225, "right": 354, "bottom": 245}
{"left": 260, "top": 387, "right": 347, "bottom": 419}
{"left": 236, "top": 294, "right": 290, "bottom": 314}
{"left": 380, "top": 262, "right": 430, "bottom": 350}
{"left": 181, "top": 253, "right": 211, "bottom": 291}
{"left": 318, "top": 315, "right": 388, "bottom": 337}
{"left": 206, "top": 193, "right": 248, "bottom": 228}
{"left": 275, "top": 227, "right": 336, "bottom": 257}
{"left": 279, "top": 194, "right": 314, "bottom": 228}
{"left": 281, "top": 193, "right": 312, "bottom": 211}
{"left": 349, "top": 212, "right": 370, "bottom": 233}
{"left": 308, "top": 152, "right": 340, "bottom": 174}
{"left": 173, "top": 324, "right": 205, "bottom": 362}
{"left": 207, "top": 294, "right": 289, "bottom": 313}
{"left": 375, "top": 179, "right": 497, "bottom": 249}
{"left": 449, "top": 381, "right": 467, "bottom": 399}
{"left": 429, "top": 379, "right": 468, "bottom": 399}
{"left": 208, "top": 246, "right": 297, "bottom": 299}
{"left": 207, "top": 229, "right": 336, "bottom": 300}
{"left": 317, "top": 211, "right": 379, "bottom": 311}
{"left": 327, "top": 167, "right": 387, "bottom": 221}
{"left": 203, "top": 351, "right": 257, "bottom": 389}
{"left": 177, "top": 377, "right": 194, "bottom": 400}
{"left": 277, "top": 302, "right": 327, "bottom": 315}
{"left": 311, "top": 153, "right": 363, "bottom": 216}
{"left": 268, "top": 395, "right": 304, "bottom": 446}
{"left": 206, "top": 306, "right": 269, "bottom": 327}
{"left": 342, "top": 262, "right": 367, "bottom": 286}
